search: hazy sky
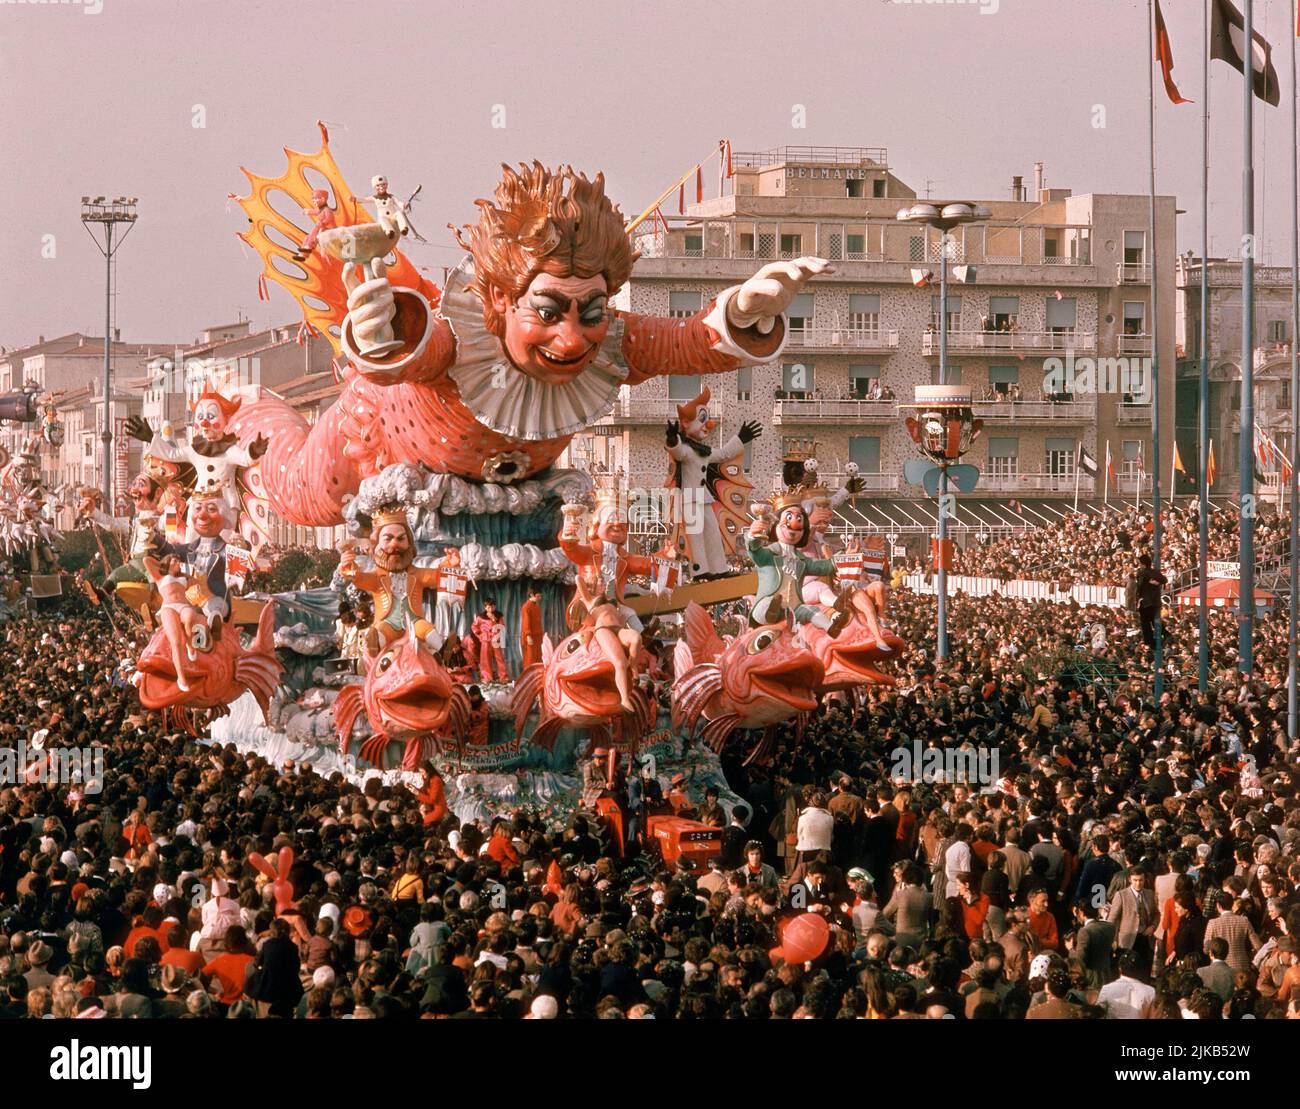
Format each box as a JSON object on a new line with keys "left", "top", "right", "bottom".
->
{"left": 2, "top": 0, "right": 1298, "bottom": 348}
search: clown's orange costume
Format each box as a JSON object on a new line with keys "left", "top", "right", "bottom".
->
{"left": 230, "top": 159, "right": 827, "bottom": 527}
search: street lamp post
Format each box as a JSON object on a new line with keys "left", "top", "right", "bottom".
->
{"left": 80, "top": 196, "right": 138, "bottom": 509}
{"left": 897, "top": 202, "right": 990, "bottom": 659}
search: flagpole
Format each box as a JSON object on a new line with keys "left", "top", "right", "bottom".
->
{"left": 1199, "top": 0, "right": 1211, "bottom": 693}
{"left": 1105, "top": 442, "right": 1111, "bottom": 507}
{"left": 1074, "top": 445, "right": 1082, "bottom": 513}
{"left": 1240, "top": 0, "right": 1257, "bottom": 675}
{"left": 1290, "top": 0, "right": 1299, "bottom": 738}
{"left": 1148, "top": 0, "right": 1165, "bottom": 698}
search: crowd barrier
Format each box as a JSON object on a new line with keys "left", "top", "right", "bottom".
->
{"left": 902, "top": 573, "right": 1127, "bottom": 609}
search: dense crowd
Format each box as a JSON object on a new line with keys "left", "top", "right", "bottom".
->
{"left": 952, "top": 503, "right": 1290, "bottom": 590}
{"left": 0, "top": 511, "right": 1297, "bottom": 1022}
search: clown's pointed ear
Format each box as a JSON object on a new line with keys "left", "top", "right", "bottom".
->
{"left": 676, "top": 385, "right": 711, "bottom": 425}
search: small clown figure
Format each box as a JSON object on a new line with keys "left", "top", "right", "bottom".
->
{"left": 160, "top": 385, "right": 267, "bottom": 527}
{"left": 664, "top": 385, "right": 761, "bottom": 579}
{"left": 292, "top": 188, "right": 337, "bottom": 261}
{"left": 364, "top": 175, "right": 426, "bottom": 243}
{"left": 558, "top": 493, "right": 654, "bottom": 713}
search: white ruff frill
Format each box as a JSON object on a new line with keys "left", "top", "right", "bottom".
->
{"left": 441, "top": 255, "right": 628, "bottom": 442}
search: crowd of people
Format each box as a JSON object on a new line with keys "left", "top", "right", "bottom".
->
{"left": 952, "top": 502, "right": 1290, "bottom": 590}
{"left": 0, "top": 502, "right": 1296, "bottom": 1022}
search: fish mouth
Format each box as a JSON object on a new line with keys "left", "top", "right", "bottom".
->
{"left": 135, "top": 653, "right": 202, "bottom": 708}
{"left": 377, "top": 673, "right": 452, "bottom": 733}
{"left": 748, "top": 657, "right": 822, "bottom": 711}
{"left": 558, "top": 661, "right": 622, "bottom": 715}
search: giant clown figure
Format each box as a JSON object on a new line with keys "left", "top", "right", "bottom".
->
{"left": 232, "top": 162, "right": 828, "bottom": 525}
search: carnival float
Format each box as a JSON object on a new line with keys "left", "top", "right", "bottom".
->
{"left": 95, "top": 124, "right": 908, "bottom": 826}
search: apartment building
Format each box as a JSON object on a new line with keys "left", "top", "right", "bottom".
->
{"left": 1175, "top": 255, "right": 1295, "bottom": 504}
{"left": 571, "top": 146, "right": 1177, "bottom": 546}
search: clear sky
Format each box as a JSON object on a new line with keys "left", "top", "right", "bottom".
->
{"left": 1, "top": 0, "right": 1297, "bottom": 348}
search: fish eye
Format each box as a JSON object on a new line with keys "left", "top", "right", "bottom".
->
{"left": 378, "top": 655, "right": 394, "bottom": 672}
{"left": 565, "top": 637, "right": 581, "bottom": 654}
{"left": 748, "top": 629, "right": 778, "bottom": 654}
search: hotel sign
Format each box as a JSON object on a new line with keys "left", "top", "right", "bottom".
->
{"left": 786, "top": 167, "right": 869, "bottom": 180}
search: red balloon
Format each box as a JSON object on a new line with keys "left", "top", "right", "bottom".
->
{"left": 777, "top": 912, "right": 829, "bottom": 965}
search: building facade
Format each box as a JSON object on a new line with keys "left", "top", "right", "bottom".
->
{"left": 570, "top": 146, "right": 1177, "bottom": 546}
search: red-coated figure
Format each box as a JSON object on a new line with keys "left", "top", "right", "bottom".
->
{"left": 471, "top": 599, "right": 508, "bottom": 683}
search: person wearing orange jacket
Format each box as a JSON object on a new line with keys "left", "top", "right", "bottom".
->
{"left": 519, "top": 584, "right": 544, "bottom": 670}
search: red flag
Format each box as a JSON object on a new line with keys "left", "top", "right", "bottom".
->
{"left": 678, "top": 182, "right": 685, "bottom": 214}
{"left": 695, "top": 165, "right": 703, "bottom": 203}
{"left": 1155, "top": 0, "right": 1192, "bottom": 104}
{"left": 1106, "top": 441, "right": 1117, "bottom": 484}
{"left": 725, "top": 139, "right": 733, "bottom": 178}
{"left": 1207, "top": 439, "right": 1217, "bottom": 486}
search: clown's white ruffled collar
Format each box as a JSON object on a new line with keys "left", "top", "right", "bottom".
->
{"left": 441, "top": 256, "right": 628, "bottom": 442}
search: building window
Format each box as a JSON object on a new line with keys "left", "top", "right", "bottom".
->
{"left": 987, "top": 436, "right": 1018, "bottom": 477}
{"left": 849, "top": 364, "right": 880, "bottom": 397}
{"left": 1122, "top": 439, "right": 1142, "bottom": 477}
{"left": 780, "top": 233, "right": 802, "bottom": 258}
{"left": 908, "top": 236, "right": 926, "bottom": 262}
{"left": 739, "top": 232, "right": 755, "bottom": 256}
{"left": 1123, "top": 230, "right": 1146, "bottom": 265}
{"left": 781, "top": 362, "right": 813, "bottom": 396}
{"left": 846, "top": 178, "right": 865, "bottom": 198}
{"left": 684, "top": 234, "right": 703, "bottom": 256}
{"left": 988, "top": 365, "right": 1019, "bottom": 396}
{"left": 931, "top": 364, "right": 962, "bottom": 386}
{"left": 848, "top": 294, "right": 881, "bottom": 335}
{"left": 872, "top": 179, "right": 886, "bottom": 198}
{"left": 929, "top": 294, "right": 962, "bottom": 333}
{"left": 1122, "top": 302, "right": 1146, "bottom": 335}
{"left": 668, "top": 291, "right": 703, "bottom": 318}
{"left": 757, "top": 233, "right": 776, "bottom": 259}
{"left": 846, "top": 233, "right": 867, "bottom": 259}
{"left": 849, "top": 436, "right": 881, "bottom": 472}
{"left": 787, "top": 294, "right": 814, "bottom": 336}
{"left": 987, "top": 296, "right": 1020, "bottom": 331}
{"left": 826, "top": 233, "right": 843, "bottom": 261}
{"left": 1265, "top": 318, "right": 1290, "bottom": 345}
{"left": 736, "top": 366, "right": 752, "bottom": 401}
{"left": 1046, "top": 295, "right": 1077, "bottom": 336}
{"left": 668, "top": 375, "right": 701, "bottom": 401}
{"left": 1046, "top": 437, "right": 1075, "bottom": 477}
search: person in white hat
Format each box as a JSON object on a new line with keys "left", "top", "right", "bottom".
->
{"left": 526, "top": 994, "right": 558, "bottom": 1019}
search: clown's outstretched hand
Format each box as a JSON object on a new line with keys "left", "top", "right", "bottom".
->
{"left": 727, "top": 257, "right": 832, "bottom": 335}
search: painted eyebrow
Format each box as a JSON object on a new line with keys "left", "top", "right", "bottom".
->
{"left": 529, "top": 291, "right": 571, "bottom": 312}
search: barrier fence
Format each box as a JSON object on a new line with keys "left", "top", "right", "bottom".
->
{"left": 902, "top": 573, "right": 1127, "bottom": 609}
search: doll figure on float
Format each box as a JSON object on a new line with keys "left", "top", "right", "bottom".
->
{"left": 433, "top": 545, "right": 469, "bottom": 641}
{"left": 159, "top": 487, "right": 235, "bottom": 647}
{"left": 338, "top": 507, "right": 442, "bottom": 657}
{"left": 664, "top": 385, "right": 760, "bottom": 579}
{"left": 558, "top": 493, "right": 654, "bottom": 713}
{"left": 292, "top": 188, "right": 337, "bottom": 261}
{"left": 143, "top": 553, "right": 209, "bottom": 688}
{"left": 363, "top": 175, "right": 427, "bottom": 243}
{"left": 233, "top": 154, "right": 828, "bottom": 525}
{"left": 80, "top": 472, "right": 165, "bottom": 592}
{"left": 471, "top": 596, "right": 508, "bottom": 683}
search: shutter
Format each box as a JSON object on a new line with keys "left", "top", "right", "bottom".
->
{"left": 1045, "top": 297, "right": 1077, "bottom": 328}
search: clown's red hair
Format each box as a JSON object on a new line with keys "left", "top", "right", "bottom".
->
{"left": 676, "top": 386, "right": 711, "bottom": 425}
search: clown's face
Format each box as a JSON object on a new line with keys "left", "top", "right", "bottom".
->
{"left": 311, "top": 189, "right": 329, "bottom": 209}
{"left": 190, "top": 498, "right": 227, "bottom": 538}
{"left": 493, "top": 273, "right": 610, "bottom": 386}
{"left": 775, "top": 508, "right": 806, "bottom": 547}
{"left": 682, "top": 404, "right": 717, "bottom": 440}
{"left": 371, "top": 176, "right": 389, "bottom": 196}
{"left": 192, "top": 398, "right": 229, "bottom": 442}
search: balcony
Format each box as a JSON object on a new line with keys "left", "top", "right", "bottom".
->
{"left": 1117, "top": 262, "right": 1152, "bottom": 283}
{"left": 786, "top": 327, "right": 899, "bottom": 352}
{"left": 1254, "top": 344, "right": 1293, "bottom": 370}
{"left": 976, "top": 471, "right": 1096, "bottom": 495}
{"left": 922, "top": 330, "right": 1096, "bottom": 356}
{"left": 772, "top": 398, "right": 898, "bottom": 425}
{"left": 1115, "top": 474, "right": 1152, "bottom": 495}
{"left": 1116, "top": 402, "right": 1153, "bottom": 425}
{"left": 1118, "top": 334, "right": 1153, "bottom": 356}
{"left": 971, "top": 399, "right": 1096, "bottom": 423}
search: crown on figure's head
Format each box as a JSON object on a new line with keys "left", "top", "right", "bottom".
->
{"left": 370, "top": 505, "right": 411, "bottom": 532}
{"left": 767, "top": 486, "right": 808, "bottom": 514}
{"left": 192, "top": 478, "right": 225, "bottom": 499}
{"left": 798, "top": 457, "right": 828, "bottom": 501}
